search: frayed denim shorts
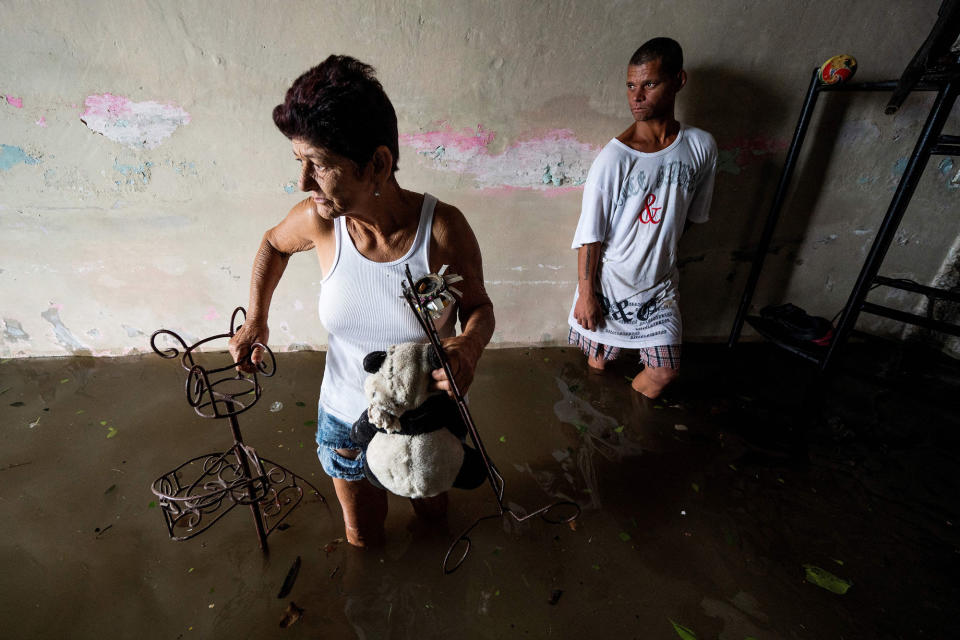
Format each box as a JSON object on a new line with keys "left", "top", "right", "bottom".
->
{"left": 315, "top": 403, "right": 366, "bottom": 481}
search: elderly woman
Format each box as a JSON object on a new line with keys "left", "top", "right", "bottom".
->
{"left": 228, "top": 55, "right": 495, "bottom": 547}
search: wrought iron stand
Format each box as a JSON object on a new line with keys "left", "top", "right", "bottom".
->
{"left": 149, "top": 307, "right": 325, "bottom": 552}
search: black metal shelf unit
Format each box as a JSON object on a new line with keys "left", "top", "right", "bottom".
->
{"left": 727, "top": 68, "right": 959, "bottom": 370}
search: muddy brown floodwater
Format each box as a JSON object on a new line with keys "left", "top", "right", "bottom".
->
{"left": 1, "top": 342, "right": 958, "bottom": 639}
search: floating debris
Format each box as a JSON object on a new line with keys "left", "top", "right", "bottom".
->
{"left": 277, "top": 556, "right": 301, "bottom": 599}
{"left": 279, "top": 602, "right": 304, "bottom": 628}
{"left": 674, "top": 424, "right": 688, "bottom": 431}
{"left": 270, "top": 401, "right": 284, "bottom": 412}
{"left": 547, "top": 589, "right": 563, "bottom": 605}
{"left": 669, "top": 619, "right": 698, "bottom": 639}
{"left": 803, "top": 564, "right": 853, "bottom": 594}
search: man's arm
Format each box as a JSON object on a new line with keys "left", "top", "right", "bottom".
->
{"left": 572, "top": 241, "right": 603, "bottom": 331}
{"left": 229, "top": 199, "right": 326, "bottom": 371}
{"left": 429, "top": 203, "right": 495, "bottom": 395}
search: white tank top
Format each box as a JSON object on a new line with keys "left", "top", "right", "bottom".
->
{"left": 318, "top": 193, "right": 455, "bottom": 423}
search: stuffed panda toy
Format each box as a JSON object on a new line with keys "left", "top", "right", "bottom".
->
{"left": 350, "top": 342, "right": 486, "bottom": 499}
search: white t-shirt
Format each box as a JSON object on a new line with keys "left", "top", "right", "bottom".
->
{"left": 568, "top": 124, "right": 717, "bottom": 348}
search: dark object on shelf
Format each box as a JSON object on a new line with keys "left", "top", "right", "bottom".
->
{"left": 759, "top": 303, "right": 834, "bottom": 345}
{"left": 401, "top": 266, "right": 580, "bottom": 574}
{"left": 149, "top": 307, "right": 325, "bottom": 552}
{"left": 728, "top": 5, "right": 960, "bottom": 371}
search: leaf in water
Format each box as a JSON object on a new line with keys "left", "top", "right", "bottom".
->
{"left": 832, "top": 558, "right": 844, "bottom": 566}
{"left": 104, "top": 484, "right": 117, "bottom": 494}
{"left": 148, "top": 500, "right": 157, "bottom": 509}
{"left": 303, "top": 420, "right": 316, "bottom": 427}
{"left": 0, "top": 387, "right": 9, "bottom": 395}
{"left": 277, "top": 556, "right": 301, "bottom": 599}
{"left": 295, "top": 401, "right": 306, "bottom": 407}
{"left": 669, "top": 619, "right": 698, "bottom": 639}
{"left": 691, "top": 483, "right": 700, "bottom": 493}
{"left": 60, "top": 378, "right": 70, "bottom": 384}
{"left": 100, "top": 420, "right": 107, "bottom": 426}
{"left": 498, "top": 435, "right": 506, "bottom": 443}
{"left": 279, "top": 601, "right": 304, "bottom": 628}
{"left": 591, "top": 564, "right": 600, "bottom": 570}
{"left": 106, "top": 427, "right": 118, "bottom": 438}
{"left": 618, "top": 531, "right": 631, "bottom": 542}
{"left": 802, "top": 564, "right": 852, "bottom": 594}
{"left": 10, "top": 401, "right": 25, "bottom": 407}
{"left": 188, "top": 567, "right": 194, "bottom": 573}
{"left": 614, "top": 425, "right": 625, "bottom": 433}
{"left": 29, "top": 417, "right": 41, "bottom": 429}
{"left": 543, "top": 357, "right": 550, "bottom": 362}
{"left": 574, "top": 423, "right": 588, "bottom": 434}
{"left": 76, "top": 409, "right": 85, "bottom": 415}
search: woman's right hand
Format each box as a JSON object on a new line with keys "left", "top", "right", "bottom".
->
{"left": 228, "top": 320, "right": 270, "bottom": 374}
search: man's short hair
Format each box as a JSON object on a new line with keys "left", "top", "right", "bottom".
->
{"left": 629, "top": 38, "right": 684, "bottom": 77}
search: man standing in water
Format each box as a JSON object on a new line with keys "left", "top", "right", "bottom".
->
{"left": 568, "top": 37, "right": 717, "bottom": 399}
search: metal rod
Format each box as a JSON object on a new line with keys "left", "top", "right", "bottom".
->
{"left": 818, "top": 80, "right": 940, "bottom": 92}
{"left": 226, "top": 400, "right": 269, "bottom": 552}
{"left": 728, "top": 68, "right": 822, "bottom": 348}
{"left": 823, "top": 80, "right": 959, "bottom": 370}
{"left": 873, "top": 275, "right": 960, "bottom": 303}
{"left": 929, "top": 144, "right": 960, "bottom": 155}
{"left": 861, "top": 302, "right": 960, "bottom": 337}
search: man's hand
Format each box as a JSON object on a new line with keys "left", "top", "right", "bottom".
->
{"left": 228, "top": 321, "right": 270, "bottom": 374}
{"left": 573, "top": 292, "right": 603, "bottom": 332}
{"left": 429, "top": 335, "right": 481, "bottom": 396}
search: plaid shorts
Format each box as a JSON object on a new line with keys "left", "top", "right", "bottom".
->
{"left": 568, "top": 327, "right": 681, "bottom": 370}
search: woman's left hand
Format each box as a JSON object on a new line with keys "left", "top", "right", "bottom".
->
{"left": 430, "top": 335, "right": 481, "bottom": 396}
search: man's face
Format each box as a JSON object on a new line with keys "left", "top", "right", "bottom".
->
{"left": 626, "top": 58, "right": 683, "bottom": 122}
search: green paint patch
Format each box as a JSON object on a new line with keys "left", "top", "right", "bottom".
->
{"left": 669, "top": 619, "right": 697, "bottom": 639}
{"left": 618, "top": 531, "right": 631, "bottom": 542}
{"left": 803, "top": 564, "right": 852, "bottom": 594}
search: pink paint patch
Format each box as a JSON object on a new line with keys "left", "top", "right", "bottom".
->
{"left": 400, "top": 122, "right": 495, "bottom": 153}
{"left": 35, "top": 116, "right": 47, "bottom": 127}
{"left": 51, "top": 303, "right": 64, "bottom": 311}
{"left": 5, "top": 95, "right": 23, "bottom": 108}
{"left": 401, "top": 124, "right": 598, "bottom": 190}
{"left": 204, "top": 307, "right": 220, "bottom": 322}
{"left": 720, "top": 136, "right": 789, "bottom": 167}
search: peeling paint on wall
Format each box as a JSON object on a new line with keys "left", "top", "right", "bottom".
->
{"left": 40, "top": 307, "right": 87, "bottom": 353}
{"left": 400, "top": 124, "right": 597, "bottom": 190}
{"left": 3, "top": 319, "right": 29, "bottom": 342}
{"left": 718, "top": 136, "right": 789, "bottom": 175}
{"left": 113, "top": 159, "right": 153, "bottom": 187}
{"left": 80, "top": 93, "right": 191, "bottom": 149}
{"left": 0, "top": 145, "right": 40, "bottom": 171}
{"left": 5, "top": 95, "right": 23, "bottom": 108}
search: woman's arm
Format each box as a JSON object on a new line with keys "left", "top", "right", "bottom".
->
{"left": 229, "top": 199, "right": 328, "bottom": 371}
{"left": 429, "top": 202, "right": 495, "bottom": 394}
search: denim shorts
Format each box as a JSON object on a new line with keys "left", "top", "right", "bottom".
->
{"left": 315, "top": 403, "right": 366, "bottom": 481}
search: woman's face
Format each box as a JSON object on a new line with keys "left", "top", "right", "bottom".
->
{"left": 292, "top": 138, "right": 372, "bottom": 219}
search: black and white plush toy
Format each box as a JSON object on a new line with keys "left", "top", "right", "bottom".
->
{"left": 351, "top": 342, "right": 486, "bottom": 499}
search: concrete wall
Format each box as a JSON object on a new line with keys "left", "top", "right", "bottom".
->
{"left": 1, "top": 0, "right": 957, "bottom": 358}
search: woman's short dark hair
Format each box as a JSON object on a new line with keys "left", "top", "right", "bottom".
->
{"left": 273, "top": 55, "right": 399, "bottom": 173}
{"left": 629, "top": 37, "right": 684, "bottom": 77}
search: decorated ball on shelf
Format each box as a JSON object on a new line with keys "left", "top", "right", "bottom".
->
{"left": 818, "top": 54, "right": 857, "bottom": 85}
